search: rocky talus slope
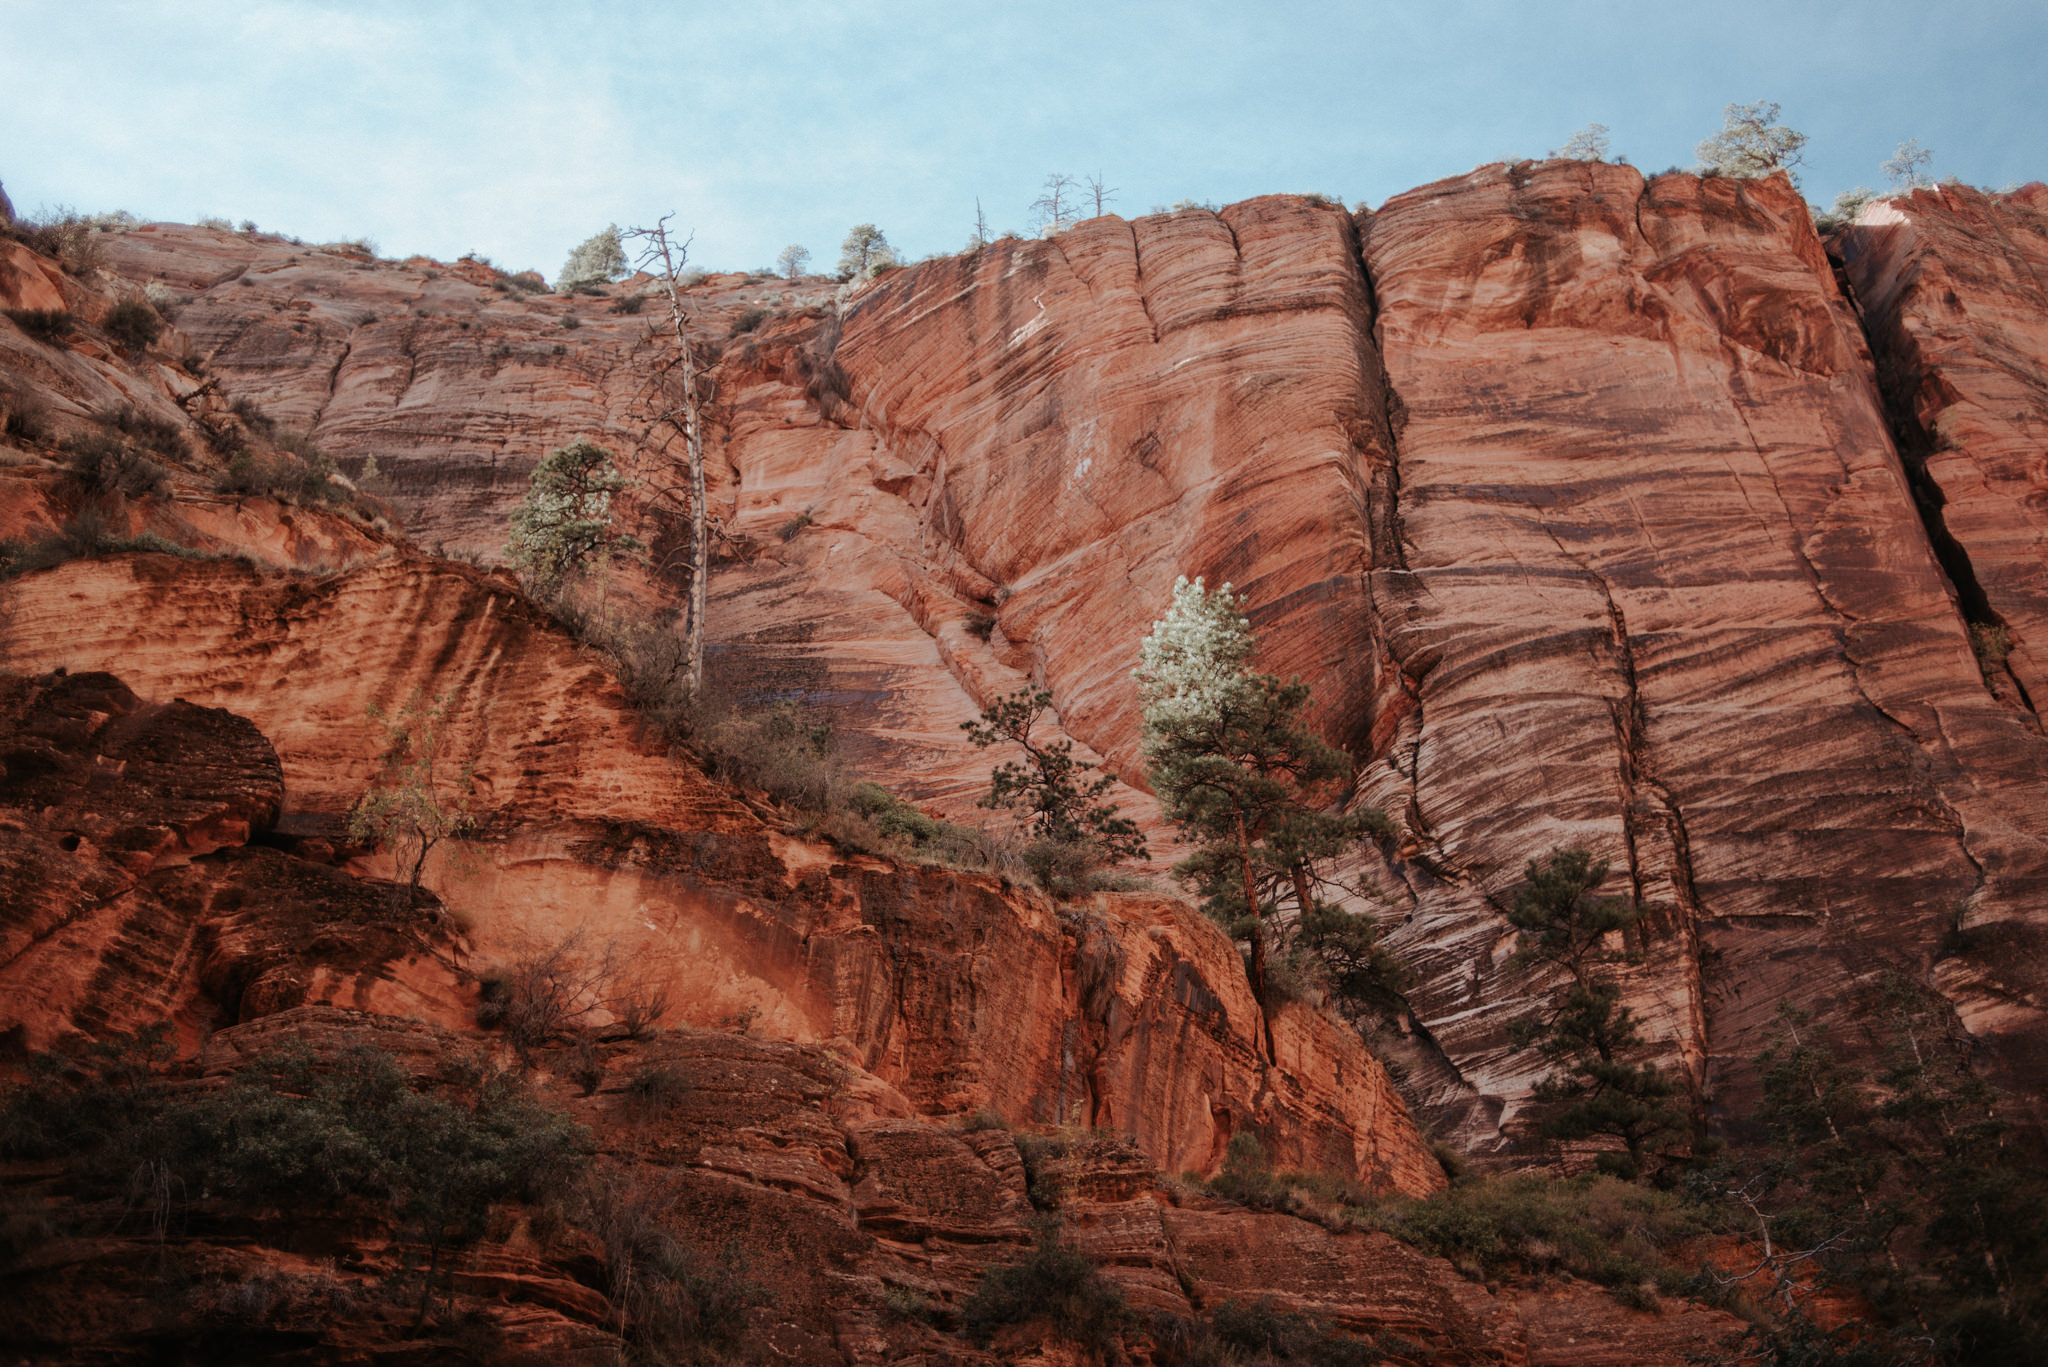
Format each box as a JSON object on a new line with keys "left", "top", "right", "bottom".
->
{"left": 101, "top": 167, "right": 2048, "bottom": 1148}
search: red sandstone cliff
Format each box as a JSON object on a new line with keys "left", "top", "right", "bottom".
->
{"left": 80, "top": 169, "right": 2048, "bottom": 1151}
{"left": 7, "top": 157, "right": 2048, "bottom": 1361}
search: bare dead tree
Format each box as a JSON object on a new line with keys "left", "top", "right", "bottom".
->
{"left": 1085, "top": 172, "right": 1118, "bottom": 217}
{"left": 1029, "top": 173, "right": 1079, "bottom": 235}
{"left": 625, "top": 216, "right": 708, "bottom": 695}
{"left": 973, "top": 198, "right": 989, "bottom": 249}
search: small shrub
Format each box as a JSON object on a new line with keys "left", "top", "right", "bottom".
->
{"left": 881, "top": 1285, "right": 940, "bottom": 1324}
{"left": 610, "top": 294, "right": 646, "bottom": 315}
{"left": 102, "top": 299, "right": 163, "bottom": 353}
{"left": 1204, "top": 1131, "right": 1291, "bottom": 1210}
{"left": 965, "top": 609, "right": 997, "bottom": 641}
{"left": 1970, "top": 621, "right": 2013, "bottom": 675}
{"left": 5, "top": 308, "right": 72, "bottom": 343}
{"left": 62, "top": 432, "right": 168, "bottom": 499}
{"left": 961, "top": 1223, "right": 1128, "bottom": 1353}
{"left": 625, "top": 1061, "right": 692, "bottom": 1111}
{"left": 580, "top": 1163, "right": 769, "bottom": 1357}
{"left": 229, "top": 396, "right": 277, "bottom": 437}
{"left": 0, "top": 379, "right": 50, "bottom": 442}
{"left": 729, "top": 307, "right": 769, "bottom": 336}
{"left": 777, "top": 509, "right": 814, "bottom": 541}
{"left": 1013, "top": 1132, "right": 1072, "bottom": 1211}
{"left": 12, "top": 209, "right": 107, "bottom": 274}
{"left": 1207, "top": 1297, "right": 1397, "bottom": 1364}
{"left": 97, "top": 404, "right": 187, "bottom": 462}
{"left": 567, "top": 1038, "right": 605, "bottom": 1097}
{"left": 561, "top": 314, "right": 581, "bottom": 329}
{"left": 1347, "top": 1172, "right": 1708, "bottom": 1296}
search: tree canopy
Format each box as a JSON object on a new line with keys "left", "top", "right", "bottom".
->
{"left": 1696, "top": 100, "right": 1807, "bottom": 184}
{"left": 557, "top": 224, "right": 627, "bottom": 291}
{"left": 505, "top": 440, "right": 643, "bottom": 600}
{"left": 1507, "top": 849, "right": 1688, "bottom": 1179}
{"left": 837, "top": 224, "right": 897, "bottom": 280}
{"left": 1136, "top": 578, "right": 1398, "bottom": 1022}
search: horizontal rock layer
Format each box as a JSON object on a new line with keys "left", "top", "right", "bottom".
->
{"left": 0, "top": 559, "right": 1440, "bottom": 1197}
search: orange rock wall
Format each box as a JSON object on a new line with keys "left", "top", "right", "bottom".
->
{"left": 0, "top": 554, "right": 1441, "bottom": 1196}
{"left": 84, "top": 170, "right": 2048, "bottom": 1152}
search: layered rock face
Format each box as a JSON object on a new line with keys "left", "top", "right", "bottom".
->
{"left": 1357, "top": 164, "right": 2048, "bottom": 1137}
{"left": 4, "top": 1004, "right": 1739, "bottom": 1366}
{"left": 0, "top": 555, "right": 1438, "bottom": 1196}
{"left": 86, "top": 170, "right": 2048, "bottom": 1150}
{"left": 1832, "top": 182, "right": 2048, "bottom": 1088}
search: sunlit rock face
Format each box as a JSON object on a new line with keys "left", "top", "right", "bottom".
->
{"left": 75, "top": 169, "right": 2048, "bottom": 1152}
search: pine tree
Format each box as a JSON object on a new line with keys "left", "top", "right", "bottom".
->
{"left": 1136, "top": 578, "right": 1397, "bottom": 1024}
{"left": 1506, "top": 849, "right": 1689, "bottom": 1178}
{"left": 962, "top": 685, "right": 1144, "bottom": 893}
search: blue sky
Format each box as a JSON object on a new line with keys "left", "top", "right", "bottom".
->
{"left": 2, "top": 0, "right": 2041, "bottom": 280}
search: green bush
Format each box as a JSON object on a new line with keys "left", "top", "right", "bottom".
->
{"left": 2, "top": 1032, "right": 589, "bottom": 1314}
{"left": 7, "top": 208, "right": 108, "bottom": 274}
{"left": 961, "top": 1223, "right": 1129, "bottom": 1353}
{"left": 5, "top": 307, "right": 72, "bottom": 343}
{"left": 1352, "top": 1172, "right": 1707, "bottom": 1298}
{"left": 729, "top": 307, "right": 769, "bottom": 336}
{"left": 102, "top": 298, "right": 163, "bottom": 352}
{"left": 0, "top": 510, "right": 212, "bottom": 580}
{"left": 216, "top": 435, "right": 349, "bottom": 506}
{"left": 1205, "top": 1297, "right": 1399, "bottom": 1364}
{"left": 97, "top": 403, "right": 187, "bottom": 462}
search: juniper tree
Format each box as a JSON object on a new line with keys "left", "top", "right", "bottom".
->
{"left": 1696, "top": 100, "right": 1808, "bottom": 185}
{"left": 1136, "top": 578, "right": 1398, "bottom": 1026}
{"left": 1506, "top": 849, "right": 1688, "bottom": 1179}
{"left": 505, "top": 440, "right": 643, "bottom": 600}
{"left": 557, "top": 224, "right": 627, "bottom": 290}
{"left": 775, "top": 243, "right": 811, "bottom": 279}
{"left": 837, "top": 224, "right": 896, "bottom": 280}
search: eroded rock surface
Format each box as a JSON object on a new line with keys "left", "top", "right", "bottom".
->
{"left": 83, "top": 173, "right": 2048, "bottom": 1151}
{"left": 0, "top": 565, "right": 1439, "bottom": 1197}
{"left": 1, "top": 1005, "right": 1743, "bottom": 1366}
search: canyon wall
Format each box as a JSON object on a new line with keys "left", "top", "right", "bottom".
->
{"left": 83, "top": 171, "right": 2048, "bottom": 1151}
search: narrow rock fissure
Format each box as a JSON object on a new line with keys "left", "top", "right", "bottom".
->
{"left": 309, "top": 334, "right": 354, "bottom": 432}
{"left": 1826, "top": 241, "right": 2038, "bottom": 717}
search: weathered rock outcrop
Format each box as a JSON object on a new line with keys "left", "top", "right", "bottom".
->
{"left": 0, "top": 558, "right": 1440, "bottom": 1196}
{"left": 0, "top": 670, "right": 461, "bottom": 1052}
{"left": 1836, "top": 183, "right": 2048, "bottom": 1085}
{"left": 1, "top": 1003, "right": 1744, "bottom": 1366}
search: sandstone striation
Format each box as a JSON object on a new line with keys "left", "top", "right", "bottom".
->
{"left": 78, "top": 171, "right": 2048, "bottom": 1152}
{"left": 0, "top": 558, "right": 1440, "bottom": 1197}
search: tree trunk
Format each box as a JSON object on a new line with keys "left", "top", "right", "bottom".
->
{"left": 1237, "top": 814, "right": 1275, "bottom": 1061}
{"left": 643, "top": 221, "right": 708, "bottom": 696}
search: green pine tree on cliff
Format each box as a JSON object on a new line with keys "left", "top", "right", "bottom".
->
{"left": 1507, "top": 848, "right": 1689, "bottom": 1179}
{"left": 1135, "top": 578, "right": 1402, "bottom": 1032}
